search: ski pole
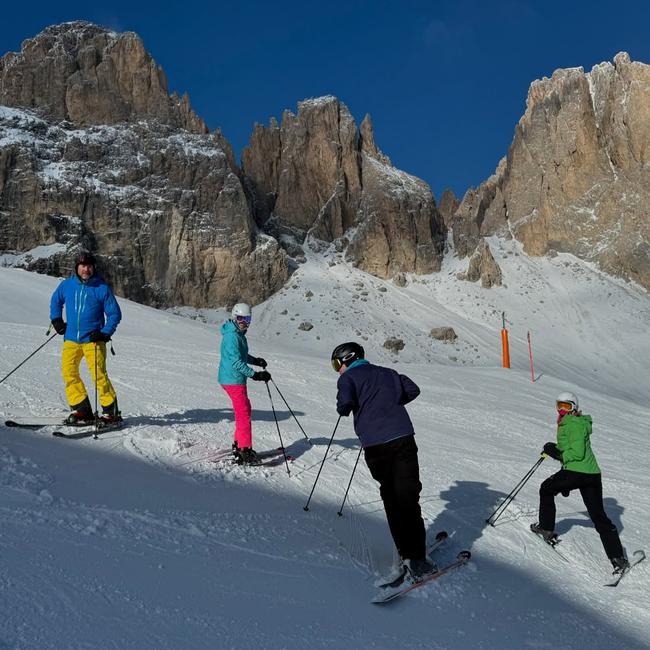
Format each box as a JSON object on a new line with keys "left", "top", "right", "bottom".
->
{"left": 0, "top": 332, "right": 58, "bottom": 385}
{"left": 486, "top": 454, "right": 546, "bottom": 526}
{"left": 303, "top": 416, "right": 341, "bottom": 511}
{"left": 265, "top": 381, "right": 291, "bottom": 476}
{"left": 337, "top": 446, "right": 363, "bottom": 517}
{"left": 270, "top": 378, "right": 312, "bottom": 444}
{"left": 93, "top": 343, "right": 99, "bottom": 440}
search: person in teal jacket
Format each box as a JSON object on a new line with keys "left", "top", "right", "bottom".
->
{"left": 531, "top": 391, "right": 629, "bottom": 574}
{"left": 218, "top": 303, "right": 270, "bottom": 464}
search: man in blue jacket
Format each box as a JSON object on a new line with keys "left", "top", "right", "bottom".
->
{"left": 50, "top": 251, "right": 122, "bottom": 424}
{"left": 332, "top": 342, "right": 434, "bottom": 581}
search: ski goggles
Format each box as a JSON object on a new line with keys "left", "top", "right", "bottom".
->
{"left": 235, "top": 315, "right": 251, "bottom": 324}
{"left": 556, "top": 400, "right": 574, "bottom": 412}
{"left": 331, "top": 358, "right": 343, "bottom": 372}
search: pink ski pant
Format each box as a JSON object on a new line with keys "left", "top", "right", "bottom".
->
{"left": 221, "top": 384, "right": 252, "bottom": 448}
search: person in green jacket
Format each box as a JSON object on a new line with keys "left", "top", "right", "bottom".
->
{"left": 531, "top": 392, "right": 629, "bottom": 574}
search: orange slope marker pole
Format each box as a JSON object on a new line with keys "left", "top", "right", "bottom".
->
{"left": 501, "top": 312, "right": 510, "bottom": 369}
{"left": 527, "top": 330, "right": 535, "bottom": 382}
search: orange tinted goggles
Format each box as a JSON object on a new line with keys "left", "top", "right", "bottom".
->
{"left": 331, "top": 358, "right": 343, "bottom": 372}
{"left": 556, "top": 401, "right": 574, "bottom": 412}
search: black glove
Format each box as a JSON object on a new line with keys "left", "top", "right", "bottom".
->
{"left": 254, "top": 357, "right": 268, "bottom": 369}
{"left": 51, "top": 318, "right": 67, "bottom": 335}
{"left": 543, "top": 442, "right": 562, "bottom": 461}
{"left": 252, "top": 371, "right": 271, "bottom": 382}
{"left": 89, "top": 330, "right": 111, "bottom": 343}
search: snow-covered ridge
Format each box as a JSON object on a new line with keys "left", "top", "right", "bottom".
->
{"left": 0, "top": 105, "right": 229, "bottom": 208}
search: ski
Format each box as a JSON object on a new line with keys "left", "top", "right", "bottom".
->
{"left": 376, "top": 530, "right": 449, "bottom": 589}
{"left": 605, "top": 550, "right": 646, "bottom": 587}
{"left": 371, "top": 551, "right": 471, "bottom": 604}
{"left": 52, "top": 420, "right": 125, "bottom": 439}
{"left": 4, "top": 416, "right": 69, "bottom": 429}
{"left": 214, "top": 447, "right": 294, "bottom": 467}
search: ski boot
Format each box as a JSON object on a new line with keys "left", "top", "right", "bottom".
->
{"left": 65, "top": 397, "right": 94, "bottom": 425}
{"left": 611, "top": 556, "right": 630, "bottom": 575}
{"left": 100, "top": 400, "right": 122, "bottom": 424}
{"left": 237, "top": 447, "right": 260, "bottom": 465}
{"left": 530, "top": 522, "right": 560, "bottom": 546}
{"left": 404, "top": 557, "right": 437, "bottom": 582}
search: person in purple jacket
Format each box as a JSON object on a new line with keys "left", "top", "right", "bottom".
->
{"left": 332, "top": 342, "right": 434, "bottom": 582}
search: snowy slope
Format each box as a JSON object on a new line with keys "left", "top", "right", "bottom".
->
{"left": 1, "top": 241, "right": 649, "bottom": 650}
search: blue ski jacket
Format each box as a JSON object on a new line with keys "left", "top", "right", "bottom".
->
{"left": 218, "top": 319, "right": 256, "bottom": 385}
{"left": 336, "top": 360, "right": 420, "bottom": 448}
{"left": 50, "top": 274, "right": 122, "bottom": 344}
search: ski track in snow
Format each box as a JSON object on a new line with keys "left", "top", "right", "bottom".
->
{"left": 1, "top": 241, "right": 649, "bottom": 649}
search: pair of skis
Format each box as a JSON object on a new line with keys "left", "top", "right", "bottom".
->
{"left": 529, "top": 525, "right": 646, "bottom": 587}
{"left": 371, "top": 531, "right": 471, "bottom": 604}
{"left": 5, "top": 416, "right": 124, "bottom": 439}
{"left": 210, "top": 446, "right": 295, "bottom": 467}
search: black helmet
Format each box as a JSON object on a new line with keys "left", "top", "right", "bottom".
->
{"left": 331, "top": 342, "right": 364, "bottom": 372}
{"left": 75, "top": 251, "right": 97, "bottom": 267}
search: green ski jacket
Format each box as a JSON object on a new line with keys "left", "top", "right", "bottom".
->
{"left": 556, "top": 414, "right": 601, "bottom": 474}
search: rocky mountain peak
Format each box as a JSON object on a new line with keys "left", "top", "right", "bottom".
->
{"left": 242, "top": 95, "right": 445, "bottom": 279}
{"left": 0, "top": 21, "right": 207, "bottom": 133}
{"left": 359, "top": 113, "right": 390, "bottom": 164}
{"left": 0, "top": 23, "right": 288, "bottom": 309}
{"left": 452, "top": 52, "right": 650, "bottom": 291}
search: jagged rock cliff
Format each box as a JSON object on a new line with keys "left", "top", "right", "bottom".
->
{"left": 0, "top": 22, "right": 288, "bottom": 308}
{"left": 452, "top": 52, "right": 650, "bottom": 291}
{"left": 0, "top": 22, "right": 206, "bottom": 133}
{"left": 242, "top": 97, "right": 446, "bottom": 278}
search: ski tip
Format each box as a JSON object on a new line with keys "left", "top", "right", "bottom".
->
{"left": 435, "top": 530, "right": 449, "bottom": 541}
{"left": 458, "top": 550, "right": 472, "bottom": 560}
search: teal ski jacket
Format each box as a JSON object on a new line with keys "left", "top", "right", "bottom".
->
{"left": 218, "top": 319, "right": 256, "bottom": 385}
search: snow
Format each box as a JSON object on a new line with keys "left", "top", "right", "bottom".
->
{"left": 298, "top": 95, "right": 339, "bottom": 110}
{"left": 364, "top": 154, "right": 430, "bottom": 199}
{"left": 0, "top": 243, "right": 67, "bottom": 267}
{"left": 1, "top": 242, "right": 649, "bottom": 649}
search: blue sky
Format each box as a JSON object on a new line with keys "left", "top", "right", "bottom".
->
{"left": 2, "top": 1, "right": 650, "bottom": 199}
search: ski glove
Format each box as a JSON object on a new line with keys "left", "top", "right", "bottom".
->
{"left": 254, "top": 357, "right": 268, "bottom": 369}
{"left": 543, "top": 442, "right": 562, "bottom": 462}
{"left": 51, "top": 318, "right": 67, "bottom": 335}
{"left": 252, "top": 371, "right": 271, "bottom": 382}
{"left": 89, "top": 330, "right": 111, "bottom": 343}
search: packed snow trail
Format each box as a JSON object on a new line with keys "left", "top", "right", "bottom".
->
{"left": 1, "top": 257, "right": 649, "bottom": 649}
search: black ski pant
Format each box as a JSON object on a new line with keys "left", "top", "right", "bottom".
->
{"left": 539, "top": 469, "right": 623, "bottom": 560}
{"left": 364, "top": 434, "right": 426, "bottom": 561}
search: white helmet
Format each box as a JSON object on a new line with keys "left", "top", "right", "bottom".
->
{"left": 231, "top": 303, "right": 252, "bottom": 319}
{"left": 556, "top": 391, "right": 579, "bottom": 411}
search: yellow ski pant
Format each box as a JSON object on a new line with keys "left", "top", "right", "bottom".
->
{"left": 61, "top": 341, "right": 117, "bottom": 408}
